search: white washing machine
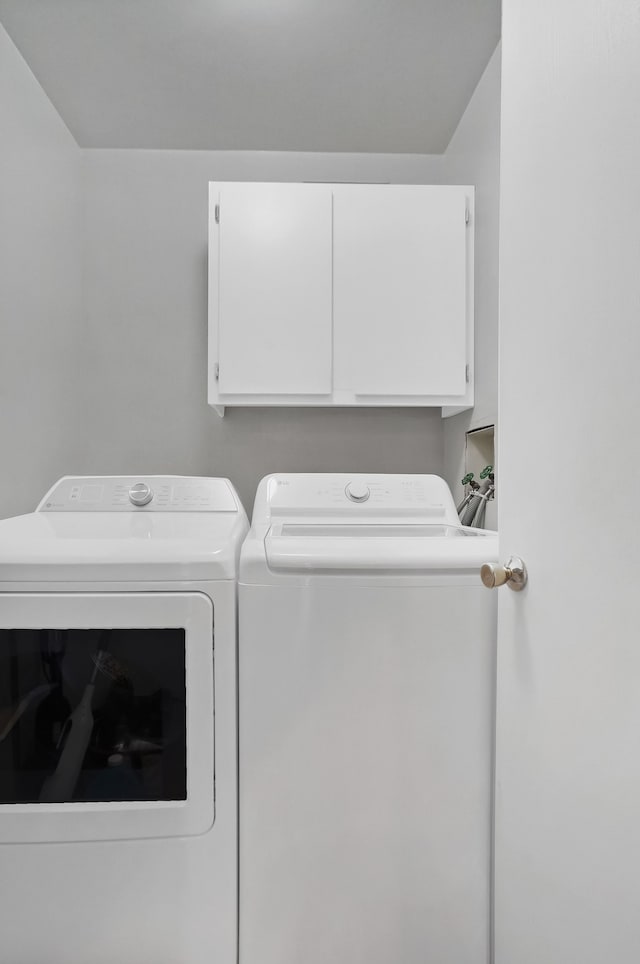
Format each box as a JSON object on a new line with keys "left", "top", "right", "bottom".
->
{"left": 0, "top": 476, "right": 248, "bottom": 964}
{"left": 239, "top": 473, "right": 499, "bottom": 964}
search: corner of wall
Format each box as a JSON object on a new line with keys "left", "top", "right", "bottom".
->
{"left": 0, "top": 22, "right": 85, "bottom": 517}
{"left": 440, "top": 41, "right": 501, "bottom": 508}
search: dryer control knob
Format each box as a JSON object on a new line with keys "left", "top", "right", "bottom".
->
{"left": 345, "top": 481, "right": 370, "bottom": 503}
{"left": 129, "top": 482, "right": 153, "bottom": 507}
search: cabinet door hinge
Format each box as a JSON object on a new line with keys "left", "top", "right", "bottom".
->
{"left": 465, "top": 364, "right": 471, "bottom": 384}
{"left": 214, "top": 203, "right": 220, "bottom": 224}
{"left": 215, "top": 363, "right": 220, "bottom": 380}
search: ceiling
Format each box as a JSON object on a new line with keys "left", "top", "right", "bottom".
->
{"left": 0, "top": 0, "right": 500, "bottom": 153}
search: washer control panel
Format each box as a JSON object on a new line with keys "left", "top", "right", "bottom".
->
{"left": 38, "top": 477, "right": 239, "bottom": 512}
{"left": 264, "top": 474, "right": 459, "bottom": 524}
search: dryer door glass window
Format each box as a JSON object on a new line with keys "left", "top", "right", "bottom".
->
{"left": 0, "top": 629, "right": 186, "bottom": 804}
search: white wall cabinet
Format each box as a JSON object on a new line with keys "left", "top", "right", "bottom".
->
{"left": 215, "top": 183, "right": 333, "bottom": 397}
{"left": 208, "top": 182, "right": 473, "bottom": 416}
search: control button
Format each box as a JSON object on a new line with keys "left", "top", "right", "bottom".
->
{"left": 128, "top": 482, "right": 153, "bottom": 507}
{"left": 345, "top": 481, "right": 370, "bottom": 503}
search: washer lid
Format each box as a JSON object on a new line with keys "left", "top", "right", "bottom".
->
{"left": 242, "top": 474, "right": 497, "bottom": 580}
{"left": 0, "top": 477, "right": 248, "bottom": 582}
{"left": 264, "top": 522, "right": 496, "bottom": 572}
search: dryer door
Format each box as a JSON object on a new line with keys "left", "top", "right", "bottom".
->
{"left": 0, "top": 592, "right": 214, "bottom": 842}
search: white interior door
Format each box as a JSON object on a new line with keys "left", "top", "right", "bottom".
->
{"left": 333, "top": 185, "right": 468, "bottom": 397}
{"left": 496, "top": 4, "right": 640, "bottom": 962}
{"left": 215, "top": 183, "right": 332, "bottom": 395}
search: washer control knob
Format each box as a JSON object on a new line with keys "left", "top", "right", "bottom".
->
{"left": 128, "top": 482, "right": 153, "bottom": 507}
{"left": 345, "top": 481, "right": 370, "bottom": 503}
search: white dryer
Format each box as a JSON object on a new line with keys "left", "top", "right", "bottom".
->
{"left": 0, "top": 476, "right": 248, "bottom": 964}
{"left": 239, "top": 473, "right": 499, "bottom": 964}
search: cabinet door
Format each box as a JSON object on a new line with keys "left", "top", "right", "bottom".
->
{"left": 214, "top": 183, "right": 332, "bottom": 396}
{"left": 334, "top": 185, "right": 469, "bottom": 397}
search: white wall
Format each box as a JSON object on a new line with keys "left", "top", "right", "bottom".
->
{"left": 0, "top": 24, "right": 84, "bottom": 518}
{"left": 438, "top": 46, "right": 501, "bottom": 509}
{"left": 81, "top": 150, "right": 447, "bottom": 512}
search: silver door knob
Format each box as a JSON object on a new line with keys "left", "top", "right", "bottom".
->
{"left": 480, "top": 556, "right": 527, "bottom": 591}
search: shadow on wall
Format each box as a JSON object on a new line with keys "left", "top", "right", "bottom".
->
{"left": 66, "top": 406, "right": 445, "bottom": 522}
{"left": 209, "top": 406, "right": 445, "bottom": 513}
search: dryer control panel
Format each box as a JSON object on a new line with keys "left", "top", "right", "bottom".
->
{"left": 37, "top": 476, "right": 239, "bottom": 512}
